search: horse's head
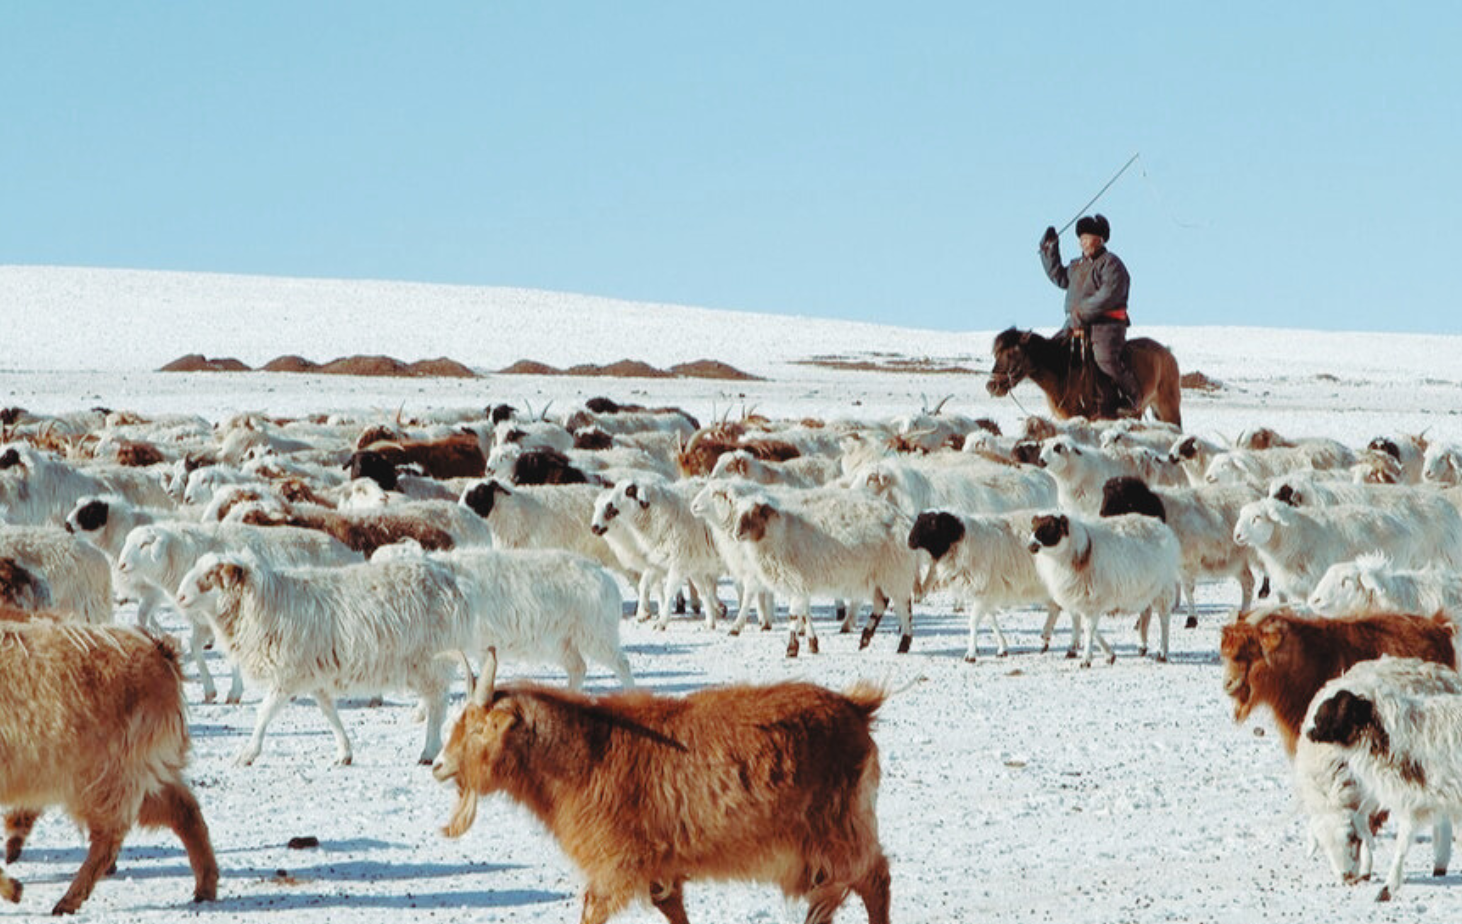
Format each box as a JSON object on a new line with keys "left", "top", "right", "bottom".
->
{"left": 987, "top": 327, "right": 1034, "bottom": 396}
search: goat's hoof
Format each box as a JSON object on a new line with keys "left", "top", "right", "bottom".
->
{"left": 840, "top": 624, "right": 853, "bottom": 634}
{"left": 1154, "top": 653, "right": 1168, "bottom": 663}
{"left": 337, "top": 755, "right": 353, "bottom": 767}
{"left": 727, "top": 627, "right": 741, "bottom": 637}
{"left": 996, "top": 650, "right": 1008, "bottom": 658}
{"left": 1065, "top": 649, "right": 1077, "bottom": 660}
{"left": 1040, "top": 640, "right": 1051, "bottom": 654}
{"left": 50, "top": 898, "right": 78, "bottom": 915}
{"left": 1137, "top": 647, "right": 1147, "bottom": 657}
{"left": 897, "top": 635, "right": 912, "bottom": 654}
{"left": 786, "top": 639, "right": 800, "bottom": 658}
{"left": 201, "top": 692, "right": 216, "bottom": 704}
{"left": 1079, "top": 660, "right": 1092, "bottom": 669}
{"left": 1376, "top": 886, "right": 1392, "bottom": 902}
{"left": 1106, "top": 654, "right": 1117, "bottom": 666}
{"left": 858, "top": 631, "right": 874, "bottom": 650}
{"left": 1436, "top": 867, "right": 1449, "bottom": 878}
{"left": 1, "top": 879, "right": 19, "bottom": 903}
{"left": 1184, "top": 615, "right": 1198, "bottom": 629}
{"left": 5, "top": 841, "right": 21, "bottom": 865}
{"left": 760, "top": 623, "right": 772, "bottom": 632}
{"left": 964, "top": 654, "right": 978, "bottom": 664}
{"left": 808, "top": 637, "right": 819, "bottom": 654}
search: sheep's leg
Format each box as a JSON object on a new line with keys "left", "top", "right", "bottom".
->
{"left": 757, "top": 590, "right": 775, "bottom": 630}
{"left": 1154, "top": 603, "right": 1172, "bottom": 663}
{"left": 134, "top": 585, "right": 165, "bottom": 632}
{"left": 416, "top": 686, "right": 448, "bottom": 765}
{"left": 51, "top": 823, "right": 125, "bottom": 915}
{"left": 1081, "top": 614, "right": 1112, "bottom": 667}
{"left": 859, "top": 593, "right": 888, "bottom": 650}
{"left": 138, "top": 779, "right": 219, "bottom": 903}
{"left": 654, "top": 568, "right": 682, "bottom": 630}
{"left": 1433, "top": 818, "right": 1453, "bottom": 877}
{"left": 692, "top": 576, "right": 724, "bottom": 629}
{"left": 225, "top": 663, "right": 245, "bottom": 705}
{"left": 189, "top": 621, "right": 218, "bottom": 703}
{"left": 634, "top": 569, "right": 660, "bottom": 622}
{"left": 4, "top": 810, "right": 38, "bottom": 863}
{"left": 980, "top": 607, "right": 1010, "bottom": 658}
{"left": 314, "top": 691, "right": 354, "bottom": 766}
{"left": 1182, "top": 579, "right": 1199, "bottom": 629}
{"left": 648, "top": 879, "right": 691, "bottom": 924}
{"left": 891, "top": 592, "right": 913, "bottom": 654}
{"left": 236, "top": 688, "right": 290, "bottom": 766}
{"left": 1039, "top": 604, "right": 1061, "bottom": 653}
{"left": 1379, "top": 812, "right": 1417, "bottom": 901}
{"left": 1137, "top": 607, "right": 1151, "bottom": 658}
{"left": 803, "top": 601, "right": 821, "bottom": 654}
{"left": 1237, "top": 567, "right": 1256, "bottom": 613}
{"left": 728, "top": 581, "right": 751, "bottom": 635}
{"left": 964, "top": 604, "right": 983, "bottom": 662}
{"left": 561, "top": 642, "right": 588, "bottom": 690}
{"left": 840, "top": 599, "right": 862, "bottom": 634}
{"left": 787, "top": 598, "right": 810, "bottom": 658}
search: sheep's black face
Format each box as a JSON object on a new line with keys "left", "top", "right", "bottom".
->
{"left": 1369, "top": 437, "right": 1401, "bottom": 461}
{"left": 1272, "top": 483, "right": 1300, "bottom": 506}
{"left": 1099, "top": 476, "right": 1166, "bottom": 522}
{"left": 1011, "top": 441, "right": 1042, "bottom": 465}
{"left": 0, "top": 448, "right": 20, "bottom": 470}
{"left": 488, "top": 404, "right": 517, "bottom": 425}
{"left": 462, "top": 482, "right": 505, "bottom": 518}
{"left": 1029, "top": 514, "right": 1068, "bottom": 553}
{"left": 1173, "top": 436, "right": 1198, "bottom": 461}
{"left": 1308, "top": 690, "right": 1382, "bottom": 749}
{"left": 908, "top": 511, "right": 964, "bottom": 560}
{"left": 591, "top": 502, "right": 617, "bottom": 536}
{"left": 350, "top": 450, "right": 399, "bottom": 491}
{"left": 73, "top": 499, "right": 109, "bottom": 532}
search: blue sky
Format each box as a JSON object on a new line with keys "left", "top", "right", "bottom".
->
{"left": 3, "top": 2, "right": 1458, "bottom": 334}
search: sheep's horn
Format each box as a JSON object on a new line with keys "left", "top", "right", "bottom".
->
{"left": 473, "top": 647, "right": 497, "bottom": 706}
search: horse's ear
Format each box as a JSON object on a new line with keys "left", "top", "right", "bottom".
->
{"left": 1019, "top": 331, "right": 1033, "bottom": 344}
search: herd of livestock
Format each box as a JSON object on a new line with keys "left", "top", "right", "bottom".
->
{"left": 3, "top": 397, "right": 1462, "bottom": 916}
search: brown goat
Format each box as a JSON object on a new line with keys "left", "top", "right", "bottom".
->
{"left": 355, "top": 431, "right": 485, "bottom": 479}
{"left": 1220, "top": 606, "right": 1456, "bottom": 754}
{"left": 0, "top": 559, "right": 50, "bottom": 612}
{"left": 0, "top": 624, "right": 217, "bottom": 913}
{"left": 114, "top": 440, "right": 165, "bottom": 467}
{"left": 434, "top": 653, "right": 890, "bottom": 924}
{"left": 241, "top": 504, "right": 455, "bottom": 557}
{"left": 676, "top": 433, "right": 801, "bottom": 478}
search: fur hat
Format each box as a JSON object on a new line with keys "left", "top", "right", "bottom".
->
{"left": 1075, "top": 214, "right": 1110, "bottom": 242}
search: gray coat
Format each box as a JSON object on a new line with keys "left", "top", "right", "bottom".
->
{"left": 1039, "top": 238, "right": 1130, "bottom": 331}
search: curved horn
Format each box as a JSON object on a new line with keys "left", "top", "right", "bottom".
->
{"left": 538, "top": 400, "right": 554, "bottom": 422}
{"left": 473, "top": 646, "right": 498, "bottom": 706}
{"left": 450, "top": 650, "right": 476, "bottom": 701}
{"left": 930, "top": 394, "right": 954, "bottom": 416}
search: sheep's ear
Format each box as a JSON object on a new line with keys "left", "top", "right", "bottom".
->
{"left": 624, "top": 483, "right": 638, "bottom": 499}
{"left": 1071, "top": 445, "right": 1083, "bottom": 455}
{"left": 1358, "top": 570, "right": 1382, "bottom": 596}
{"left": 216, "top": 562, "right": 246, "bottom": 590}
{"left": 1257, "top": 620, "right": 1286, "bottom": 661}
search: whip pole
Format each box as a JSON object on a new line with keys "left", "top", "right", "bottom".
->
{"left": 1057, "top": 152, "right": 1140, "bottom": 236}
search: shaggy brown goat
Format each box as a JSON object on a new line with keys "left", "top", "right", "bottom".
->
{"left": 676, "top": 433, "right": 801, "bottom": 478}
{"left": 241, "top": 504, "right": 454, "bottom": 557}
{"left": 0, "top": 624, "right": 217, "bottom": 913}
{"left": 434, "top": 653, "right": 890, "bottom": 923}
{"left": 1220, "top": 606, "right": 1456, "bottom": 754}
{"left": 114, "top": 440, "right": 165, "bottom": 467}
{"left": 0, "top": 559, "right": 50, "bottom": 612}
{"left": 354, "top": 431, "right": 485, "bottom": 479}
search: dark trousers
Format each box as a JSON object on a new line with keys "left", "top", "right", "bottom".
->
{"left": 1089, "top": 323, "right": 1140, "bottom": 400}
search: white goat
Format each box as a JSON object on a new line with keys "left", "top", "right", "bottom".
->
{"left": 907, "top": 510, "right": 1065, "bottom": 661}
{"left": 593, "top": 478, "right": 727, "bottom": 630}
{"left": 174, "top": 552, "right": 472, "bottom": 766}
{"left": 1308, "top": 554, "right": 1462, "bottom": 621}
{"left": 1027, "top": 512, "right": 1182, "bottom": 666}
{"left": 1296, "top": 656, "right": 1462, "bottom": 888}
{"left": 0, "top": 526, "right": 112, "bottom": 624}
{"left": 63, "top": 494, "right": 165, "bottom": 561}
{"left": 729, "top": 488, "right": 918, "bottom": 657}
{"left": 1305, "top": 658, "right": 1462, "bottom": 900}
{"left": 1422, "top": 443, "right": 1462, "bottom": 486}
{"left": 1233, "top": 498, "right": 1462, "bottom": 602}
{"left": 116, "top": 521, "right": 362, "bottom": 702}
{"left": 850, "top": 457, "right": 1057, "bottom": 518}
{"left": 1036, "top": 436, "right": 1158, "bottom": 513}
{"left": 688, "top": 479, "right": 780, "bottom": 635}
{"left": 372, "top": 545, "right": 634, "bottom": 689}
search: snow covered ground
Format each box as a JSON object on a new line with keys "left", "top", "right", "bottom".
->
{"left": 4, "top": 266, "right": 1462, "bottom": 922}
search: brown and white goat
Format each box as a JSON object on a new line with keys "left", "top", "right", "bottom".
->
{"left": 1220, "top": 606, "right": 1456, "bottom": 754}
{"left": 0, "top": 624, "right": 218, "bottom": 914}
{"left": 434, "top": 652, "right": 891, "bottom": 923}
{"left": 351, "top": 431, "right": 486, "bottom": 480}
{"left": 241, "top": 502, "right": 455, "bottom": 557}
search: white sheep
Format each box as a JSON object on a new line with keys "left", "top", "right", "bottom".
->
{"left": 907, "top": 510, "right": 1066, "bottom": 661}
{"left": 63, "top": 494, "right": 166, "bottom": 562}
{"left": 1027, "top": 512, "right": 1182, "bottom": 666}
{"left": 1305, "top": 658, "right": 1462, "bottom": 900}
{"left": 1203, "top": 443, "right": 1354, "bottom": 486}
{"left": 0, "top": 525, "right": 112, "bottom": 624}
{"left": 116, "top": 521, "right": 362, "bottom": 702}
{"left": 849, "top": 456, "right": 1057, "bottom": 519}
{"left": 458, "top": 479, "right": 623, "bottom": 572}
{"left": 1233, "top": 498, "right": 1462, "bottom": 602}
{"left": 729, "top": 488, "right": 918, "bottom": 657}
{"left": 593, "top": 478, "right": 727, "bottom": 630}
{"left": 174, "top": 552, "right": 473, "bottom": 766}
{"left": 688, "top": 479, "right": 781, "bottom": 635}
{"left": 1308, "top": 554, "right": 1462, "bottom": 621}
{"left": 371, "top": 544, "right": 634, "bottom": 689}
{"left": 1295, "top": 656, "right": 1462, "bottom": 888}
{"left": 1036, "top": 436, "right": 1152, "bottom": 513}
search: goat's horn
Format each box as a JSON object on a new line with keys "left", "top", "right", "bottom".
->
{"left": 473, "top": 646, "right": 498, "bottom": 706}
{"left": 931, "top": 394, "right": 954, "bottom": 415}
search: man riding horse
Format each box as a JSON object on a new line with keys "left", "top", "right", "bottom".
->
{"left": 1039, "top": 214, "right": 1141, "bottom": 415}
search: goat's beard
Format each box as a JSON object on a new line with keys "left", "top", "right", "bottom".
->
{"left": 442, "top": 787, "right": 480, "bottom": 839}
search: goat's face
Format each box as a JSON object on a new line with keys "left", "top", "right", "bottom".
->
{"left": 1306, "top": 690, "right": 1381, "bottom": 749}
{"left": 908, "top": 511, "right": 965, "bottom": 561}
{"left": 1218, "top": 621, "right": 1263, "bottom": 719}
{"left": 590, "top": 492, "right": 618, "bottom": 536}
{"left": 1306, "top": 565, "right": 1374, "bottom": 617}
{"left": 175, "top": 556, "right": 246, "bottom": 610}
{"left": 1168, "top": 435, "right": 1200, "bottom": 465}
{"left": 434, "top": 696, "right": 522, "bottom": 838}
{"left": 1232, "top": 503, "right": 1276, "bottom": 548}
{"left": 65, "top": 498, "right": 109, "bottom": 535}
{"left": 118, "top": 527, "right": 170, "bottom": 575}
{"left": 1036, "top": 438, "right": 1078, "bottom": 473}
{"left": 1028, "top": 513, "right": 1069, "bottom": 555}
{"left": 460, "top": 481, "right": 507, "bottom": 519}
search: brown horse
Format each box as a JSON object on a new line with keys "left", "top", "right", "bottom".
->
{"left": 986, "top": 327, "right": 1182, "bottom": 428}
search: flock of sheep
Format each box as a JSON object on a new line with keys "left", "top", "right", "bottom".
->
{"left": 4, "top": 397, "right": 1462, "bottom": 915}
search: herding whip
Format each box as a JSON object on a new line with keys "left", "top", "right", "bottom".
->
{"left": 1056, "top": 152, "right": 1141, "bottom": 236}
